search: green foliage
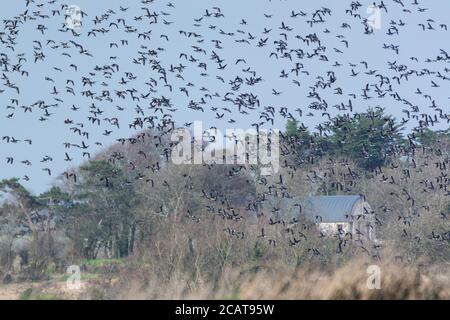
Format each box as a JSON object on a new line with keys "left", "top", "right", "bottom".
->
{"left": 18, "top": 288, "right": 33, "bottom": 300}
{"left": 326, "top": 108, "right": 403, "bottom": 170}
{"left": 285, "top": 108, "right": 404, "bottom": 170}
{"left": 59, "top": 160, "right": 140, "bottom": 259}
{"left": 253, "top": 240, "right": 268, "bottom": 260}
{"left": 284, "top": 120, "right": 321, "bottom": 164}
{"left": 414, "top": 128, "right": 450, "bottom": 148}
{"left": 0, "top": 178, "right": 39, "bottom": 210}
{"left": 285, "top": 119, "right": 300, "bottom": 137}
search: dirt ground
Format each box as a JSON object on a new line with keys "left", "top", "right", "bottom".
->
{"left": 0, "top": 278, "right": 89, "bottom": 300}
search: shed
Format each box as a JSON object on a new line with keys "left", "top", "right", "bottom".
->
{"left": 302, "top": 195, "right": 375, "bottom": 241}
{"left": 261, "top": 195, "right": 375, "bottom": 241}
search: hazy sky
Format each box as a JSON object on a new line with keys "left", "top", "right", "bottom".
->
{"left": 1, "top": 0, "right": 449, "bottom": 194}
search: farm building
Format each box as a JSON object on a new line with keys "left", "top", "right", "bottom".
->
{"left": 303, "top": 195, "right": 375, "bottom": 241}
{"left": 261, "top": 195, "right": 376, "bottom": 241}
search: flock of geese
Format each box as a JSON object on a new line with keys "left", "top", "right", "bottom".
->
{"left": 1, "top": 0, "right": 450, "bottom": 254}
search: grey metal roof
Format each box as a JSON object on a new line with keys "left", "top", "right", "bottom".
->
{"left": 261, "top": 195, "right": 362, "bottom": 222}
{"left": 303, "top": 195, "right": 361, "bottom": 222}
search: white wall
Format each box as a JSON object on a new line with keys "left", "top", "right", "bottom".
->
{"left": 351, "top": 200, "right": 376, "bottom": 241}
{"left": 318, "top": 222, "right": 350, "bottom": 236}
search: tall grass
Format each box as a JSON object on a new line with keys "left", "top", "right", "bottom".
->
{"left": 89, "top": 214, "right": 449, "bottom": 299}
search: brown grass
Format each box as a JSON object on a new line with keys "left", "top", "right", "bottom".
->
{"left": 85, "top": 213, "right": 449, "bottom": 300}
{"left": 94, "top": 258, "right": 449, "bottom": 300}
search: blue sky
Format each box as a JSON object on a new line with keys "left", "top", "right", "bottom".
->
{"left": 1, "top": 0, "right": 449, "bottom": 194}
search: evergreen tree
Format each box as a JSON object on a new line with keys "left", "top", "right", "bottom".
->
{"left": 327, "top": 108, "right": 403, "bottom": 170}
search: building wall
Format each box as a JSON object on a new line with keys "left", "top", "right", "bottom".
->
{"left": 351, "top": 200, "right": 375, "bottom": 241}
{"left": 318, "top": 222, "right": 350, "bottom": 236}
{"left": 315, "top": 199, "right": 376, "bottom": 241}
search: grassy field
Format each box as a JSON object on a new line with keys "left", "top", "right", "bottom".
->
{"left": 3, "top": 257, "right": 448, "bottom": 300}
